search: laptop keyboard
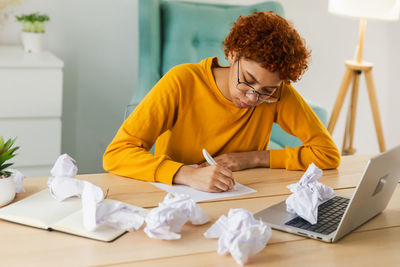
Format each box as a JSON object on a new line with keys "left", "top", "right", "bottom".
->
{"left": 285, "top": 196, "right": 350, "bottom": 235}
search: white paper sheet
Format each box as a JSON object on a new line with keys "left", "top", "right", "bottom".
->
{"left": 150, "top": 182, "right": 256, "bottom": 202}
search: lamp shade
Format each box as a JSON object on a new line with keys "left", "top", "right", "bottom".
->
{"left": 329, "top": 0, "right": 400, "bottom": 21}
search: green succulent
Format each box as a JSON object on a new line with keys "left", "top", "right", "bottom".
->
{"left": 0, "top": 137, "right": 19, "bottom": 178}
{"left": 15, "top": 13, "right": 50, "bottom": 33}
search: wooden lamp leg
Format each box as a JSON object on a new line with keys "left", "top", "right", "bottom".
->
{"left": 342, "top": 70, "right": 361, "bottom": 155}
{"left": 342, "top": 101, "right": 351, "bottom": 153}
{"left": 364, "top": 70, "right": 386, "bottom": 152}
{"left": 328, "top": 68, "right": 354, "bottom": 134}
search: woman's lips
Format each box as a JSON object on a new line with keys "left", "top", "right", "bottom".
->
{"left": 239, "top": 100, "right": 251, "bottom": 108}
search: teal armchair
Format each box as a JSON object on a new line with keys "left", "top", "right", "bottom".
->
{"left": 130, "top": 0, "right": 327, "bottom": 150}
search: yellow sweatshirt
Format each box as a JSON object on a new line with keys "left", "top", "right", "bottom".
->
{"left": 103, "top": 57, "right": 340, "bottom": 184}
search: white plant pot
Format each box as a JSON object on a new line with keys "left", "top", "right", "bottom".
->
{"left": 21, "top": 32, "right": 44, "bottom": 53}
{"left": 0, "top": 176, "right": 16, "bottom": 207}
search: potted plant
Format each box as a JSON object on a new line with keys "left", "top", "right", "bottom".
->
{"left": 15, "top": 12, "right": 50, "bottom": 53}
{"left": 0, "top": 137, "right": 19, "bottom": 207}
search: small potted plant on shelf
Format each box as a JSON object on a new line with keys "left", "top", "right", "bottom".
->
{"left": 0, "top": 137, "right": 19, "bottom": 207}
{"left": 15, "top": 12, "right": 50, "bottom": 53}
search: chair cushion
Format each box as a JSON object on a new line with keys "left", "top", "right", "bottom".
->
{"left": 160, "top": 1, "right": 284, "bottom": 75}
{"left": 268, "top": 139, "right": 284, "bottom": 150}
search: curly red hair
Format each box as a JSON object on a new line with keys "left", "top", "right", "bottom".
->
{"left": 223, "top": 11, "right": 310, "bottom": 82}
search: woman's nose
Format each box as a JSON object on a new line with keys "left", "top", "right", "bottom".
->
{"left": 246, "top": 92, "right": 259, "bottom": 102}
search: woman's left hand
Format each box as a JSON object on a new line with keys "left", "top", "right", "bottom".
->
{"left": 198, "top": 151, "right": 270, "bottom": 171}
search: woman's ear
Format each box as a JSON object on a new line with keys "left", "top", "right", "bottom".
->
{"left": 227, "top": 51, "right": 237, "bottom": 65}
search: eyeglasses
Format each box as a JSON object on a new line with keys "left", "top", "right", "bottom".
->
{"left": 236, "top": 58, "right": 281, "bottom": 103}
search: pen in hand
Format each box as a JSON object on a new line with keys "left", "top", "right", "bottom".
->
{"left": 202, "top": 149, "right": 237, "bottom": 190}
{"left": 202, "top": 148, "right": 217, "bottom": 166}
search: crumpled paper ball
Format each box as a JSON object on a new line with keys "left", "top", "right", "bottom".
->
{"left": 204, "top": 208, "right": 272, "bottom": 266}
{"left": 286, "top": 163, "right": 335, "bottom": 224}
{"left": 144, "top": 193, "right": 210, "bottom": 240}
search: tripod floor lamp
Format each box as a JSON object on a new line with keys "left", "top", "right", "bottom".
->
{"left": 327, "top": 0, "right": 400, "bottom": 155}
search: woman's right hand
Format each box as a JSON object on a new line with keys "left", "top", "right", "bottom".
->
{"left": 173, "top": 165, "right": 235, "bottom": 192}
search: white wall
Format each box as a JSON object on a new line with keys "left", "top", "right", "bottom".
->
{"left": 1, "top": 0, "right": 399, "bottom": 174}
{"left": 0, "top": 0, "right": 138, "bottom": 174}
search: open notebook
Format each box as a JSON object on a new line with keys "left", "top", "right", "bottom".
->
{"left": 0, "top": 189, "right": 147, "bottom": 242}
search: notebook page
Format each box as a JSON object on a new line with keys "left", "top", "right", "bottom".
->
{"left": 0, "top": 189, "right": 81, "bottom": 229}
{"left": 52, "top": 199, "right": 148, "bottom": 242}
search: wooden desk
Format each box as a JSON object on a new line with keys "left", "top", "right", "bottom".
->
{"left": 1, "top": 154, "right": 399, "bottom": 266}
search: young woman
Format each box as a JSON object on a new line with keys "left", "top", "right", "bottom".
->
{"left": 103, "top": 11, "right": 340, "bottom": 193}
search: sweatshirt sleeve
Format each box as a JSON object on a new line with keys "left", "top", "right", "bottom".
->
{"left": 269, "top": 84, "right": 341, "bottom": 170}
{"left": 103, "top": 66, "right": 185, "bottom": 185}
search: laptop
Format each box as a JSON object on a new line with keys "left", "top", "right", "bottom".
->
{"left": 254, "top": 144, "right": 400, "bottom": 243}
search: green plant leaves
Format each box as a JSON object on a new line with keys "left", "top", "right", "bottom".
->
{"left": 1, "top": 137, "right": 16, "bottom": 153}
{"left": 0, "top": 136, "right": 19, "bottom": 176}
{"left": 15, "top": 13, "right": 50, "bottom": 33}
{"left": 0, "top": 163, "right": 13, "bottom": 172}
{"left": 15, "top": 13, "right": 50, "bottom": 23}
